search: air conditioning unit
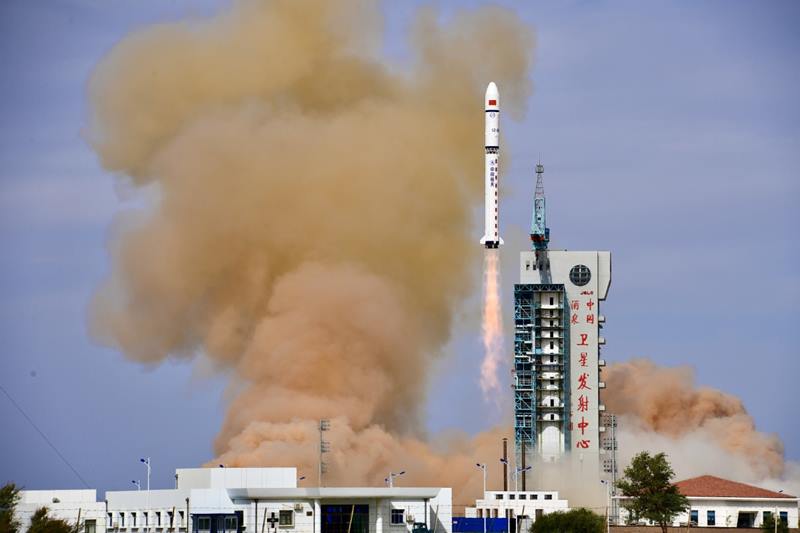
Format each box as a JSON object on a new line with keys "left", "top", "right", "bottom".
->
{"left": 405, "top": 515, "right": 415, "bottom": 524}
{"left": 294, "top": 504, "right": 304, "bottom": 512}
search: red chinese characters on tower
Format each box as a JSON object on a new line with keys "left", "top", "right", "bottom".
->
{"left": 578, "top": 372, "right": 591, "bottom": 390}
{"left": 576, "top": 440, "right": 591, "bottom": 449}
{"left": 577, "top": 395, "right": 589, "bottom": 412}
{"left": 571, "top": 314, "right": 578, "bottom": 325}
{"left": 586, "top": 299, "right": 595, "bottom": 311}
{"left": 578, "top": 416, "right": 589, "bottom": 435}
{"left": 585, "top": 314, "right": 595, "bottom": 325}
{"left": 579, "top": 352, "right": 588, "bottom": 367}
{"left": 577, "top": 333, "right": 588, "bottom": 346}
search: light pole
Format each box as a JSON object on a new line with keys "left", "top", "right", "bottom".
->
{"left": 774, "top": 490, "right": 783, "bottom": 533}
{"left": 475, "top": 464, "right": 487, "bottom": 495}
{"left": 131, "top": 480, "right": 141, "bottom": 491}
{"left": 475, "top": 464, "right": 487, "bottom": 533}
{"left": 600, "top": 480, "right": 610, "bottom": 533}
{"left": 140, "top": 458, "right": 151, "bottom": 531}
{"left": 140, "top": 458, "right": 151, "bottom": 490}
{"left": 385, "top": 471, "right": 405, "bottom": 488}
{"left": 513, "top": 466, "right": 531, "bottom": 492}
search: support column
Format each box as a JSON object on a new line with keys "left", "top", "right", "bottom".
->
{"left": 314, "top": 500, "right": 321, "bottom": 533}
{"left": 375, "top": 500, "right": 383, "bottom": 533}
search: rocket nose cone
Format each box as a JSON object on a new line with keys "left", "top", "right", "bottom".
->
{"left": 484, "top": 82, "right": 500, "bottom": 108}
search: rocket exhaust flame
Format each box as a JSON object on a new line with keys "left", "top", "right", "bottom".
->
{"left": 480, "top": 250, "right": 504, "bottom": 403}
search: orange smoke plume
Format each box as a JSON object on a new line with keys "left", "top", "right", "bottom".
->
{"left": 86, "top": 0, "right": 533, "bottom": 501}
{"left": 604, "top": 359, "right": 785, "bottom": 479}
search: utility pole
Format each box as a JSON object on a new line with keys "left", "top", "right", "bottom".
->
{"left": 319, "top": 420, "right": 330, "bottom": 487}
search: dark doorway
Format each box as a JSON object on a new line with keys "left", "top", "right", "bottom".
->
{"left": 321, "top": 505, "right": 369, "bottom": 533}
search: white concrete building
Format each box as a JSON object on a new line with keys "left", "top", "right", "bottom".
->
{"left": 618, "top": 475, "right": 799, "bottom": 528}
{"left": 15, "top": 489, "right": 106, "bottom": 533}
{"left": 463, "top": 490, "right": 568, "bottom": 532}
{"left": 16, "top": 468, "right": 452, "bottom": 533}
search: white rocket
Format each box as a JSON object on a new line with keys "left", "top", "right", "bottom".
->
{"left": 480, "top": 82, "right": 503, "bottom": 249}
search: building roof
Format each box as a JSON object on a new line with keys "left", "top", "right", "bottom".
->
{"left": 675, "top": 475, "right": 795, "bottom": 499}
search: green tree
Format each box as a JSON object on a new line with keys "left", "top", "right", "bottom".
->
{"left": 616, "top": 451, "right": 688, "bottom": 533}
{"left": 529, "top": 508, "right": 605, "bottom": 533}
{"left": 761, "top": 513, "right": 789, "bottom": 533}
{"left": 27, "top": 507, "right": 77, "bottom": 533}
{"left": 1, "top": 483, "right": 22, "bottom": 533}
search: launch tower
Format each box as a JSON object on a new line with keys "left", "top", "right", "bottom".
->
{"left": 513, "top": 163, "right": 611, "bottom": 486}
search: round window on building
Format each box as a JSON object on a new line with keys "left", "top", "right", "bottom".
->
{"left": 569, "top": 264, "right": 591, "bottom": 286}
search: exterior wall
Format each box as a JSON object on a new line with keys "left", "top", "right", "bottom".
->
{"left": 17, "top": 490, "right": 107, "bottom": 533}
{"left": 464, "top": 491, "right": 568, "bottom": 520}
{"left": 106, "top": 488, "right": 193, "bottom": 530}
{"left": 518, "top": 250, "right": 611, "bottom": 487}
{"left": 618, "top": 497, "right": 799, "bottom": 528}
{"left": 177, "top": 468, "right": 297, "bottom": 490}
{"left": 17, "top": 470, "right": 451, "bottom": 533}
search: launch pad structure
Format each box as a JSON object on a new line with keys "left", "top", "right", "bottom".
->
{"left": 512, "top": 162, "right": 613, "bottom": 493}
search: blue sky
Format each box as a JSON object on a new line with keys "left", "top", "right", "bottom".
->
{"left": 0, "top": 0, "right": 798, "bottom": 493}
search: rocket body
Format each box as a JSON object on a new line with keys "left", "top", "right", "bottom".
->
{"left": 480, "top": 82, "right": 503, "bottom": 248}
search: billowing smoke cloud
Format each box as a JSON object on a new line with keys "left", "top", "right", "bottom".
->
{"left": 604, "top": 359, "right": 797, "bottom": 494}
{"left": 87, "top": 0, "right": 533, "bottom": 497}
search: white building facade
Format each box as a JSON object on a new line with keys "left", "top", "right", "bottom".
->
{"left": 464, "top": 490, "right": 568, "bottom": 531}
{"left": 16, "top": 468, "right": 452, "bottom": 533}
{"left": 618, "top": 475, "right": 799, "bottom": 528}
{"left": 514, "top": 249, "right": 611, "bottom": 487}
{"left": 15, "top": 489, "right": 106, "bottom": 533}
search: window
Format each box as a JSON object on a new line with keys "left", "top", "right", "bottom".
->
{"left": 143, "top": 512, "right": 148, "bottom": 526}
{"left": 279, "top": 510, "right": 293, "bottom": 527}
{"left": 198, "top": 518, "right": 211, "bottom": 532}
{"left": 549, "top": 399, "right": 555, "bottom": 407}
{"left": 780, "top": 512, "right": 788, "bottom": 524}
{"left": 519, "top": 495, "right": 526, "bottom": 500}
{"left": 85, "top": 520, "right": 97, "bottom": 533}
{"left": 495, "top": 494, "right": 503, "bottom": 500}
{"left": 107, "top": 514, "right": 113, "bottom": 528}
{"left": 764, "top": 511, "right": 772, "bottom": 522}
{"left": 549, "top": 297, "right": 554, "bottom": 306}
{"left": 544, "top": 494, "right": 552, "bottom": 500}
{"left": 569, "top": 264, "right": 591, "bottom": 286}
{"left": 119, "top": 513, "right": 125, "bottom": 528}
{"left": 689, "top": 510, "right": 698, "bottom": 526}
{"left": 225, "top": 516, "right": 238, "bottom": 532}
{"left": 706, "top": 510, "right": 715, "bottom": 526}
{"left": 391, "top": 509, "right": 405, "bottom": 525}
{"left": 509, "top": 494, "right": 515, "bottom": 500}
{"left": 132, "top": 513, "right": 137, "bottom": 527}
{"left": 168, "top": 512, "right": 174, "bottom": 528}
{"left": 178, "top": 512, "right": 185, "bottom": 527}
{"left": 156, "top": 513, "right": 161, "bottom": 527}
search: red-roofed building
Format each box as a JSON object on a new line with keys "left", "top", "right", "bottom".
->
{"left": 618, "top": 475, "right": 798, "bottom": 528}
